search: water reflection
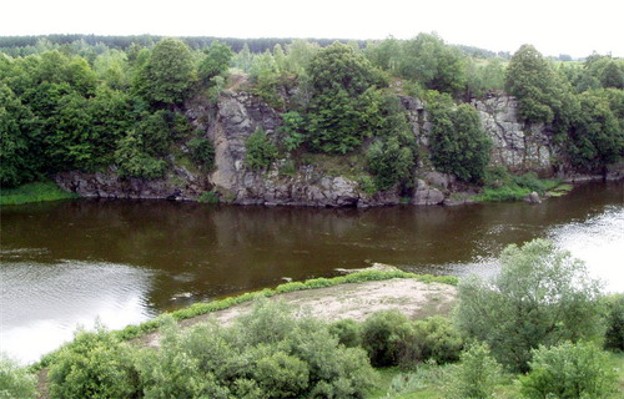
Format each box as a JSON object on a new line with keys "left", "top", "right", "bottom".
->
{"left": 0, "top": 262, "right": 153, "bottom": 364}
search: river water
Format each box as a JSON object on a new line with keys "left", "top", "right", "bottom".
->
{"left": 1, "top": 181, "right": 622, "bottom": 363}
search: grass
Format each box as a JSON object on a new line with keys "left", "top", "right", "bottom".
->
{"left": 35, "top": 270, "right": 457, "bottom": 370}
{"left": 0, "top": 180, "right": 77, "bottom": 206}
{"left": 367, "top": 352, "right": 624, "bottom": 399}
{"left": 477, "top": 170, "right": 573, "bottom": 202}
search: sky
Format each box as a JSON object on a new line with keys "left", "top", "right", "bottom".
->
{"left": 2, "top": 0, "right": 622, "bottom": 58}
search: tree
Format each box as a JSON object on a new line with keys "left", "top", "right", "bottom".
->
{"left": 506, "top": 44, "right": 567, "bottom": 125}
{"left": 0, "top": 83, "right": 41, "bottom": 187}
{"left": 398, "top": 33, "right": 466, "bottom": 95}
{"left": 519, "top": 342, "right": 617, "bottom": 399}
{"left": 305, "top": 42, "right": 387, "bottom": 154}
{"left": 455, "top": 239, "right": 604, "bottom": 372}
{"left": 135, "top": 38, "right": 196, "bottom": 106}
{"left": 197, "top": 41, "right": 232, "bottom": 86}
{"left": 567, "top": 91, "right": 624, "bottom": 172}
{"left": 447, "top": 343, "right": 502, "bottom": 399}
{"left": 428, "top": 95, "right": 491, "bottom": 183}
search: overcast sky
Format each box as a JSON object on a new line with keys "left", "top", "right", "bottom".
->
{"left": 2, "top": 0, "right": 622, "bottom": 58}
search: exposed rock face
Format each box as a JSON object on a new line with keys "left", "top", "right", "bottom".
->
{"left": 54, "top": 91, "right": 581, "bottom": 207}
{"left": 194, "top": 91, "right": 397, "bottom": 207}
{"left": 475, "top": 95, "right": 553, "bottom": 174}
{"left": 55, "top": 166, "right": 210, "bottom": 201}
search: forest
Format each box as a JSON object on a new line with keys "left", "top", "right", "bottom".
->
{"left": 1, "top": 34, "right": 623, "bottom": 199}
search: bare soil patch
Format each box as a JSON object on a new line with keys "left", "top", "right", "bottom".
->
{"left": 143, "top": 278, "right": 457, "bottom": 347}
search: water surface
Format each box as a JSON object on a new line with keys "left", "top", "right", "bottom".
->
{"left": 1, "top": 181, "right": 622, "bottom": 363}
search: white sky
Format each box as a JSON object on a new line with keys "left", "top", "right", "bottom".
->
{"left": 2, "top": 0, "right": 622, "bottom": 58}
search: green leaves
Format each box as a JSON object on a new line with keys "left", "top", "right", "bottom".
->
{"left": 455, "top": 239, "right": 604, "bottom": 372}
{"left": 245, "top": 128, "right": 278, "bottom": 170}
{"left": 520, "top": 342, "right": 618, "bottom": 399}
{"left": 428, "top": 97, "right": 491, "bottom": 183}
{"left": 135, "top": 39, "right": 196, "bottom": 106}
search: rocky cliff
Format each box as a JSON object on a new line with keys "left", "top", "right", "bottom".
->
{"left": 55, "top": 90, "right": 574, "bottom": 207}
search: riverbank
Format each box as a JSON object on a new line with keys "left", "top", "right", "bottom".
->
{"left": 0, "top": 180, "right": 77, "bottom": 206}
{"left": 32, "top": 270, "right": 457, "bottom": 398}
{"left": 117, "top": 269, "right": 458, "bottom": 347}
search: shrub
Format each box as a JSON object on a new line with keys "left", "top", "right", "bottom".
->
{"left": 198, "top": 190, "right": 220, "bottom": 204}
{"left": 446, "top": 342, "right": 502, "bottom": 399}
{"left": 114, "top": 130, "right": 167, "bottom": 179}
{"left": 329, "top": 319, "right": 362, "bottom": 348}
{"left": 519, "top": 341, "right": 618, "bottom": 399}
{"left": 250, "top": 348, "right": 309, "bottom": 398}
{"left": 428, "top": 96, "right": 491, "bottom": 183}
{"left": 187, "top": 136, "right": 215, "bottom": 169}
{"left": 604, "top": 294, "right": 624, "bottom": 351}
{"left": 137, "top": 301, "right": 376, "bottom": 399}
{"left": 47, "top": 326, "right": 141, "bottom": 399}
{"left": 0, "top": 354, "right": 37, "bottom": 399}
{"left": 455, "top": 239, "right": 604, "bottom": 372}
{"left": 278, "top": 111, "right": 306, "bottom": 152}
{"left": 411, "top": 316, "right": 463, "bottom": 365}
{"left": 366, "top": 136, "right": 414, "bottom": 191}
{"left": 245, "top": 128, "right": 278, "bottom": 170}
{"left": 361, "top": 310, "right": 411, "bottom": 367}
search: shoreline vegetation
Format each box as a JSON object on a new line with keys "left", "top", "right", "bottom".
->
{"left": 0, "top": 180, "right": 76, "bottom": 206}
{"left": 0, "top": 174, "right": 596, "bottom": 207}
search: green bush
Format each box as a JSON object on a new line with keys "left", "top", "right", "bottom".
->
{"left": 446, "top": 342, "right": 502, "bottom": 399}
{"left": 428, "top": 95, "right": 491, "bottom": 183}
{"left": 114, "top": 130, "right": 167, "bottom": 179}
{"left": 250, "top": 348, "right": 309, "bottom": 398}
{"left": 519, "top": 341, "right": 618, "bottom": 399}
{"left": 187, "top": 136, "right": 215, "bottom": 169}
{"left": 366, "top": 136, "right": 414, "bottom": 191}
{"left": 410, "top": 316, "right": 463, "bottom": 365}
{"left": 330, "top": 319, "right": 362, "bottom": 348}
{"left": 278, "top": 111, "right": 306, "bottom": 152}
{"left": 361, "top": 310, "right": 412, "bottom": 367}
{"left": 245, "top": 128, "right": 278, "bottom": 170}
{"left": 455, "top": 239, "right": 604, "bottom": 372}
{"left": 0, "top": 355, "right": 37, "bottom": 399}
{"left": 198, "top": 190, "right": 220, "bottom": 204}
{"left": 136, "top": 301, "right": 376, "bottom": 399}
{"left": 136, "top": 318, "right": 229, "bottom": 399}
{"left": 47, "top": 327, "right": 141, "bottom": 399}
{"left": 604, "top": 294, "right": 624, "bottom": 352}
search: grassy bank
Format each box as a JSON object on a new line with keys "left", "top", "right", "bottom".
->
{"left": 477, "top": 170, "right": 573, "bottom": 202}
{"left": 0, "top": 180, "right": 77, "bottom": 206}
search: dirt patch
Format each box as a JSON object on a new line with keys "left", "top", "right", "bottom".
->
{"left": 142, "top": 278, "right": 457, "bottom": 347}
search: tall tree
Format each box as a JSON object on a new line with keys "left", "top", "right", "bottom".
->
{"left": 135, "top": 38, "right": 196, "bottom": 106}
{"left": 306, "top": 42, "right": 386, "bottom": 153}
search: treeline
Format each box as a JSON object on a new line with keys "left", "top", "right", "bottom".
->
{"left": 0, "top": 34, "right": 366, "bottom": 57}
{"left": 1, "top": 34, "right": 623, "bottom": 194}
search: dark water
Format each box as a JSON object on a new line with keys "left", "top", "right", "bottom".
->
{"left": 1, "top": 181, "right": 623, "bottom": 363}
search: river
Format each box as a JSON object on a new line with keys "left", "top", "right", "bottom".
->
{"left": 1, "top": 181, "right": 622, "bottom": 364}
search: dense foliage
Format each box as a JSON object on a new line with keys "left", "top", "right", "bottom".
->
{"left": 455, "top": 239, "right": 604, "bottom": 372}
{"left": 519, "top": 342, "right": 618, "bottom": 399}
{"left": 427, "top": 93, "right": 492, "bottom": 182}
{"left": 0, "top": 355, "right": 37, "bottom": 399}
{"left": 1, "top": 34, "right": 622, "bottom": 196}
{"left": 45, "top": 301, "right": 377, "bottom": 399}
